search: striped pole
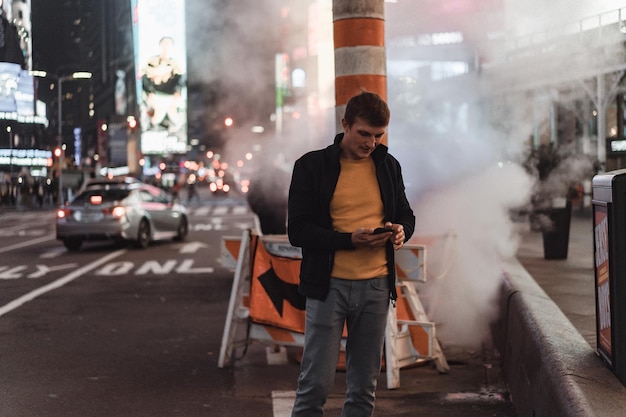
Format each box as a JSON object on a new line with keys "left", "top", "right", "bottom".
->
{"left": 333, "top": 0, "right": 387, "bottom": 140}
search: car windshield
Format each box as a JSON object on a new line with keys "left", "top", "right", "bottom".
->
{"left": 71, "top": 189, "right": 131, "bottom": 205}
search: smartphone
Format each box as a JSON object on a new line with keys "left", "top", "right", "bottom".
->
{"left": 373, "top": 227, "right": 392, "bottom": 234}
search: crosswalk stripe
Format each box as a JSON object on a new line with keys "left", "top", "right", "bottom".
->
{"left": 232, "top": 206, "right": 248, "bottom": 215}
{"left": 213, "top": 206, "right": 229, "bottom": 215}
{"left": 187, "top": 205, "right": 250, "bottom": 217}
{"left": 193, "top": 206, "right": 210, "bottom": 216}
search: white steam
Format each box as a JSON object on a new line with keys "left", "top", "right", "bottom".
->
{"left": 391, "top": 114, "right": 536, "bottom": 349}
{"left": 186, "top": 0, "right": 621, "bottom": 350}
{"left": 385, "top": 0, "right": 622, "bottom": 349}
{"left": 505, "top": 0, "right": 622, "bottom": 36}
{"left": 413, "top": 163, "right": 533, "bottom": 347}
{"left": 186, "top": 0, "right": 325, "bottom": 176}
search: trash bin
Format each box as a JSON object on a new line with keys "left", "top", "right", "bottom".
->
{"left": 541, "top": 199, "right": 572, "bottom": 260}
{"left": 592, "top": 169, "right": 626, "bottom": 386}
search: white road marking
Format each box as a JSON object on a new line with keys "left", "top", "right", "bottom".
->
{"left": 193, "top": 206, "right": 210, "bottom": 216}
{"left": 27, "top": 263, "right": 78, "bottom": 279}
{"left": 272, "top": 390, "right": 295, "bottom": 417}
{"left": 213, "top": 206, "right": 229, "bottom": 215}
{"left": 40, "top": 247, "right": 67, "bottom": 259}
{"left": 179, "top": 241, "right": 208, "bottom": 254}
{"left": 0, "top": 249, "right": 127, "bottom": 317}
{"left": 0, "top": 234, "right": 56, "bottom": 254}
{"left": 232, "top": 206, "right": 248, "bottom": 215}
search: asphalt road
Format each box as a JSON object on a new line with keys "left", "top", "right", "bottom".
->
{"left": 0, "top": 191, "right": 517, "bottom": 417}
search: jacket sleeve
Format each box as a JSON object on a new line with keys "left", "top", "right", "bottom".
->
{"left": 287, "top": 156, "right": 354, "bottom": 250}
{"left": 392, "top": 159, "right": 416, "bottom": 242}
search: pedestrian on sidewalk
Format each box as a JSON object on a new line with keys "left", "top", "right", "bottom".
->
{"left": 287, "top": 91, "right": 415, "bottom": 417}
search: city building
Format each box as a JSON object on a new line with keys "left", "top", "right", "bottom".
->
{"left": 16, "top": 0, "right": 626, "bottom": 207}
{"left": 31, "top": 0, "right": 136, "bottom": 184}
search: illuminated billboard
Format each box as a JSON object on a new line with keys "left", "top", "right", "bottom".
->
{"left": 0, "top": 1, "right": 42, "bottom": 125}
{"left": 0, "top": 62, "right": 36, "bottom": 122}
{"left": 0, "top": 148, "right": 52, "bottom": 167}
{"left": 131, "top": 0, "right": 187, "bottom": 155}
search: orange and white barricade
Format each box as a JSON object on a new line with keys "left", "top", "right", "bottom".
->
{"left": 218, "top": 230, "right": 449, "bottom": 389}
{"left": 218, "top": 232, "right": 308, "bottom": 368}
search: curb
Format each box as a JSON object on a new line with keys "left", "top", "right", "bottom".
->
{"left": 498, "top": 257, "right": 626, "bottom": 417}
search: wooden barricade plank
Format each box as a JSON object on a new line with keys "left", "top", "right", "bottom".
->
{"left": 220, "top": 236, "right": 242, "bottom": 270}
{"left": 218, "top": 231, "right": 252, "bottom": 368}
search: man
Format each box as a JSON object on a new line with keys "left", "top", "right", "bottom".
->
{"left": 288, "top": 91, "right": 415, "bottom": 417}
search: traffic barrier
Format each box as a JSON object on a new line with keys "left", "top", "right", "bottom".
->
{"left": 217, "top": 230, "right": 449, "bottom": 389}
{"left": 250, "top": 235, "right": 305, "bottom": 332}
{"left": 394, "top": 244, "right": 427, "bottom": 282}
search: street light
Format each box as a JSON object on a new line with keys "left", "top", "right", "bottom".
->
{"left": 32, "top": 70, "right": 92, "bottom": 203}
{"left": 52, "top": 71, "right": 93, "bottom": 203}
{"left": 58, "top": 71, "right": 93, "bottom": 143}
{"left": 57, "top": 72, "right": 92, "bottom": 203}
{"left": 6, "top": 126, "right": 11, "bottom": 178}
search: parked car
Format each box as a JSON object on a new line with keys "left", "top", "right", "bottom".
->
{"left": 56, "top": 180, "right": 188, "bottom": 251}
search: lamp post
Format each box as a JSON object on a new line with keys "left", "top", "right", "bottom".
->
{"left": 57, "top": 71, "right": 92, "bottom": 204}
{"left": 31, "top": 70, "right": 92, "bottom": 204}
{"left": 6, "top": 126, "right": 11, "bottom": 177}
{"left": 57, "top": 72, "right": 92, "bottom": 138}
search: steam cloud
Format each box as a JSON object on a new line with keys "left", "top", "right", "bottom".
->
{"left": 185, "top": 0, "right": 315, "bottom": 186}
{"left": 187, "top": 0, "right": 621, "bottom": 349}
{"left": 389, "top": 0, "right": 623, "bottom": 349}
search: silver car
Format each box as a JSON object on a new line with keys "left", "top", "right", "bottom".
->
{"left": 56, "top": 181, "right": 189, "bottom": 251}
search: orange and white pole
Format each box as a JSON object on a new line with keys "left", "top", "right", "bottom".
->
{"left": 333, "top": 0, "right": 387, "bottom": 140}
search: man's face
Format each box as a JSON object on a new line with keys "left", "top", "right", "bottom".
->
{"left": 340, "top": 117, "right": 387, "bottom": 160}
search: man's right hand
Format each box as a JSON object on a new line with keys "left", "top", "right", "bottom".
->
{"left": 351, "top": 227, "right": 392, "bottom": 248}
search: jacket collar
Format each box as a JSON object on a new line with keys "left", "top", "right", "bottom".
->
{"left": 332, "top": 132, "right": 389, "bottom": 164}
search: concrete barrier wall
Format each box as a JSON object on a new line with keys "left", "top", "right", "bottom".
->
{"left": 496, "top": 258, "right": 626, "bottom": 417}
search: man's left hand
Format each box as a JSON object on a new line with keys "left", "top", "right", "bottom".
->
{"left": 390, "top": 223, "right": 405, "bottom": 250}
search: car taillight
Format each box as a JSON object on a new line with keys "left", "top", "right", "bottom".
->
{"left": 111, "top": 206, "right": 126, "bottom": 219}
{"left": 103, "top": 206, "right": 126, "bottom": 219}
{"left": 56, "top": 208, "right": 71, "bottom": 219}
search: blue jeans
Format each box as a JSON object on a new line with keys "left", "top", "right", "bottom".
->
{"left": 291, "top": 277, "right": 390, "bottom": 417}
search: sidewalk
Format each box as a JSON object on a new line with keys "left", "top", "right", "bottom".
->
{"left": 501, "top": 209, "right": 626, "bottom": 416}
{"left": 516, "top": 210, "right": 596, "bottom": 347}
{"left": 0, "top": 201, "right": 56, "bottom": 213}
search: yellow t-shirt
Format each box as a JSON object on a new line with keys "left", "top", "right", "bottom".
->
{"left": 330, "top": 156, "right": 387, "bottom": 279}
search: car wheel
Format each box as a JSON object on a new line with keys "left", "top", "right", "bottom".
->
{"left": 135, "top": 219, "right": 150, "bottom": 249}
{"left": 174, "top": 216, "right": 188, "bottom": 241}
{"left": 63, "top": 238, "right": 82, "bottom": 251}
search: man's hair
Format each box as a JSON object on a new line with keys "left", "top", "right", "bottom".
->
{"left": 344, "top": 91, "right": 390, "bottom": 128}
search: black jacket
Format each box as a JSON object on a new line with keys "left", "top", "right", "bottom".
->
{"left": 287, "top": 133, "right": 415, "bottom": 301}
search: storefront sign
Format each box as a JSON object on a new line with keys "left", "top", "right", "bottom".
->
{"left": 0, "top": 148, "right": 52, "bottom": 167}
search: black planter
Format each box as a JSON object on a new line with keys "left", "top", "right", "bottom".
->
{"left": 541, "top": 202, "right": 572, "bottom": 260}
